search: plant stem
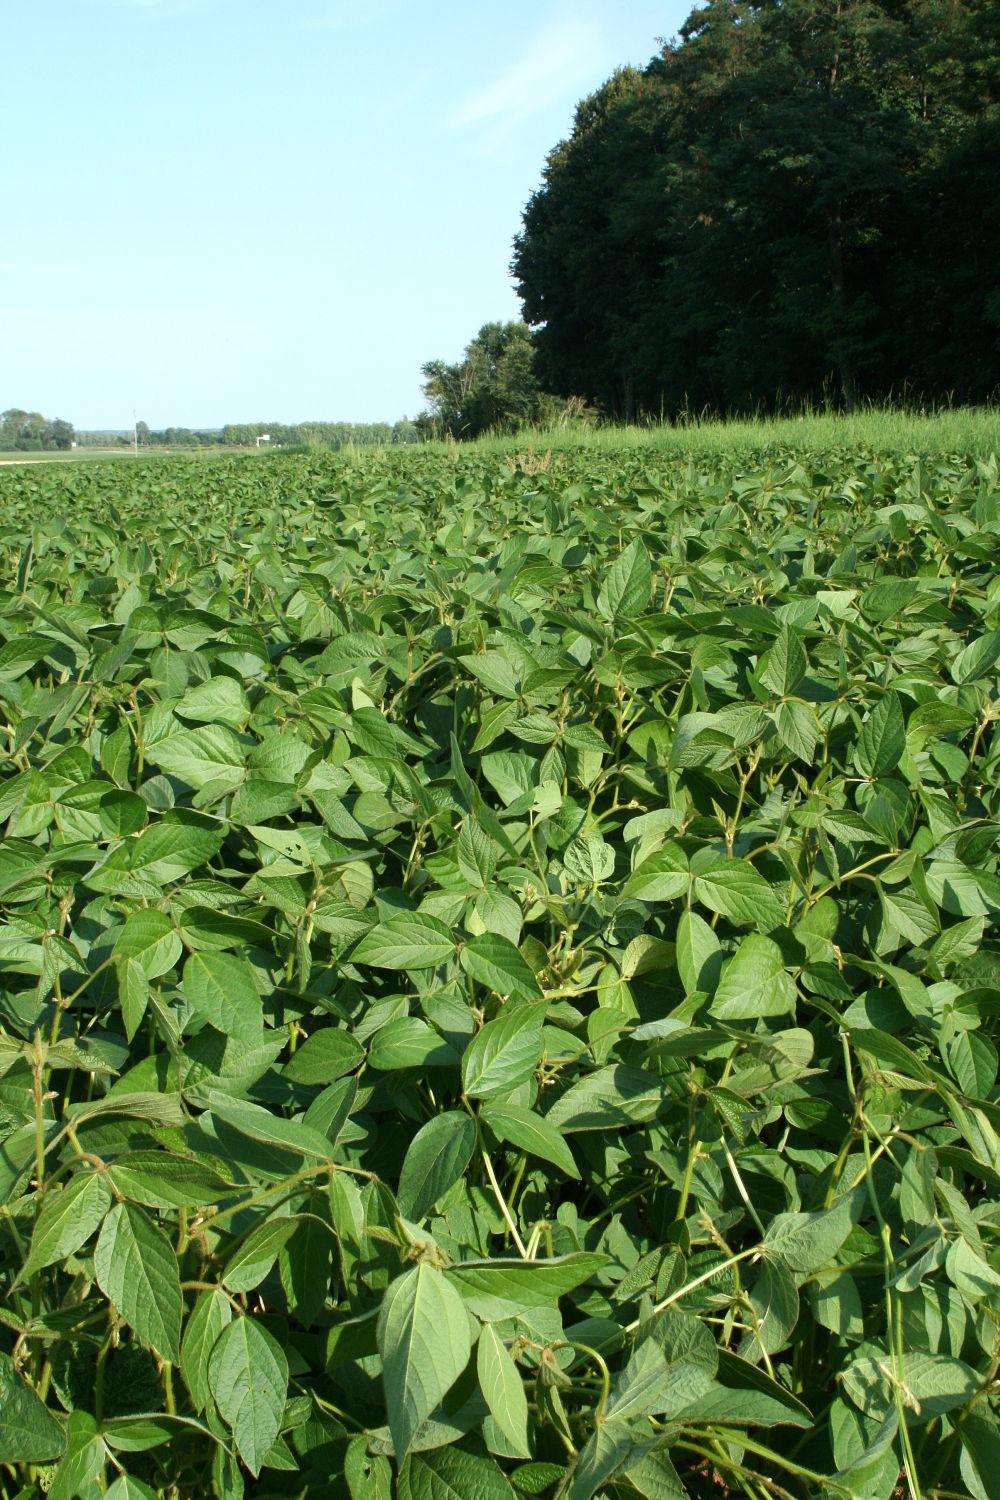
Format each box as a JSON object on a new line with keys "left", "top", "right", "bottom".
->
{"left": 481, "top": 1149, "right": 528, "bottom": 1258}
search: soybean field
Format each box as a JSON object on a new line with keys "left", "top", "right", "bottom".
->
{"left": 0, "top": 441, "right": 999, "bottom": 1500}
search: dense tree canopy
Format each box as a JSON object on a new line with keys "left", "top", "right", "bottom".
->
{"left": 419, "top": 321, "right": 546, "bottom": 438}
{"left": 513, "top": 0, "right": 1000, "bottom": 418}
{"left": 0, "top": 409, "right": 74, "bottom": 450}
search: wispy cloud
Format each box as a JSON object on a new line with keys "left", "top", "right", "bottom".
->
{"left": 450, "top": 10, "right": 605, "bottom": 137}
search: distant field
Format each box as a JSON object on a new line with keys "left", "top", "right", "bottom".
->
{"left": 0, "top": 448, "right": 135, "bottom": 464}
{"left": 0, "top": 445, "right": 256, "bottom": 465}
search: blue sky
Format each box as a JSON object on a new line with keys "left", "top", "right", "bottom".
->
{"left": 4, "top": 1, "right": 690, "bottom": 429}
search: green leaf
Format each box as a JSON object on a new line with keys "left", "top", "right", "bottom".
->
{"left": 208, "top": 1315, "right": 289, "bottom": 1476}
{"left": 462, "top": 1004, "right": 545, "bottom": 1098}
{"left": 475, "top": 887, "right": 523, "bottom": 944}
{"left": 567, "top": 1417, "right": 646, "bottom": 1500}
{"left": 879, "top": 884, "right": 939, "bottom": 947}
{"left": 397, "top": 1111, "right": 477, "bottom": 1221}
{"left": 952, "top": 627, "right": 1000, "bottom": 683}
{"left": 945, "top": 1235, "right": 1000, "bottom": 1300}
{"left": 367, "top": 1016, "right": 460, "bottom": 1071}
{"left": 959, "top": 1412, "right": 1000, "bottom": 1500}
{"left": 101, "top": 1416, "right": 195, "bottom": 1453}
{"left": 747, "top": 1258, "right": 799, "bottom": 1354}
{"left": 620, "top": 1449, "right": 687, "bottom": 1499}
{"left": 48, "top": 1411, "right": 105, "bottom": 1500}
{"left": 182, "top": 951, "right": 263, "bottom": 1042}
{"left": 106, "top": 1150, "right": 233, "bottom": 1210}
{"left": 510, "top": 1464, "right": 566, "bottom": 1496}
{"left": 710, "top": 934, "right": 796, "bottom": 1020}
{"left": 99, "top": 790, "right": 147, "bottom": 838}
{"left": 842, "top": 1351, "right": 979, "bottom": 1425}
{"left": 606, "top": 1342, "right": 709, "bottom": 1423}
{"left": 223, "top": 1214, "right": 300, "bottom": 1292}
{"left": 477, "top": 1323, "right": 530, "bottom": 1458}
{"left": 376, "top": 1263, "right": 472, "bottom": 1459}
{"left": 457, "top": 818, "right": 499, "bottom": 887}
{"left": 855, "top": 692, "right": 906, "bottom": 778}
{"left": 0, "top": 633, "right": 54, "bottom": 681}
{"left": 352, "top": 912, "right": 455, "bottom": 970}
{"left": 119, "top": 958, "right": 149, "bottom": 1040}
{"left": 0, "top": 1351, "right": 66, "bottom": 1463}
{"left": 563, "top": 833, "right": 616, "bottom": 884}
{"left": 480, "top": 1101, "right": 580, "bottom": 1179}
{"left": 345, "top": 1433, "right": 393, "bottom": 1499}
{"left": 459, "top": 649, "right": 521, "bottom": 699}
{"left": 759, "top": 626, "right": 806, "bottom": 698}
{"left": 303, "top": 1075, "right": 358, "bottom": 1145}
{"left": 283, "top": 1025, "right": 364, "bottom": 1084}
{"left": 460, "top": 934, "right": 542, "bottom": 1002}
{"left": 127, "top": 810, "right": 225, "bottom": 883}
{"left": 670, "top": 1380, "right": 811, "bottom": 1428}
{"left": 544, "top": 1064, "right": 662, "bottom": 1133}
{"left": 181, "top": 1288, "right": 232, "bottom": 1412}
{"left": 279, "top": 1199, "right": 334, "bottom": 1328}
{"left": 94, "top": 1202, "right": 183, "bottom": 1360}
{"left": 398, "top": 1447, "right": 516, "bottom": 1500}
{"left": 693, "top": 860, "right": 784, "bottom": 931}
{"left": 114, "top": 909, "right": 182, "bottom": 979}
{"left": 444, "top": 1252, "right": 607, "bottom": 1320}
{"left": 773, "top": 699, "right": 820, "bottom": 761}
{"left": 149, "top": 724, "right": 247, "bottom": 788}
{"left": 851, "top": 1025, "right": 934, "bottom": 1085}
{"left": 762, "top": 1192, "right": 861, "bottom": 1277}
{"left": 68, "top": 1089, "right": 186, "bottom": 1130}
{"left": 205, "top": 1093, "right": 334, "bottom": 1161}
{"left": 480, "top": 751, "right": 537, "bottom": 807}
{"left": 929, "top": 916, "right": 985, "bottom": 971}
{"left": 104, "top": 1477, "right": 160, "bottom": 1500}
{"left": 808, "top": 1270, "right": 863, "bottom": 1338}
{"left": 598, "top": 539, "right": 652, "bottom": 619}
{"left": 623, "top": 845, "right": 689, "bottom": 902}
{"left": 676, "top": 909, "right": 723, "bottom": 995}
{"left": 177, "top": 675, "right": 251, "bottom": 727}
{"left": 231, "top": 778, "right": 299, "bottom": 825}
{"left": 23, "top": 1170, "right": 112, "bottom": 1276}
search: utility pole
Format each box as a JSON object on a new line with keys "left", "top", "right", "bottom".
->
{"left": 133, "top": 409, "right": 138, "bottom": 456}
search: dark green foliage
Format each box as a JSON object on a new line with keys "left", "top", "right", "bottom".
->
{"left": 0, "top": 409, "right": 75, "bottom": 451}
{"left": 0, "top": 441, "right": 999, "bottom": 1498}
{"left": 514, "top": 0, "right": 1000, "bottom": 417}
{"left": 420, "top": 321, "right": 549, "bottom": 439}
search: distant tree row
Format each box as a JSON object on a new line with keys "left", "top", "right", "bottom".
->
{"left": 512, "top": 0, "right": 1000, "bottom": 418}
{"left": 0, "top": 409, "right": 75, "bottom": 450}
{"left": 74, "top": 420, "right": 421, "bottom": 449}
{"left": 212, "top": 420, "right": 420, "bottom": 447}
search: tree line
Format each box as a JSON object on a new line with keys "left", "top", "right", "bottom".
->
{"left": 508, "top": 0, "right": 999, "bottom": 420}
{"left": 423, "top": 0, "right": 999, "bottom": 433}
{"left": 417, "top": 321, "right": 595, "bottom": 439}
{"left": 0, "top": 409, "right": 75, "bottom": 451}
{"left": 74, "top": 420, "right": 421, "bottom": 449}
